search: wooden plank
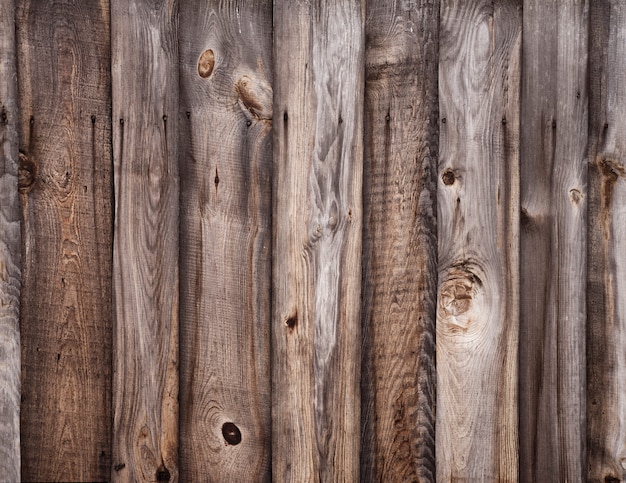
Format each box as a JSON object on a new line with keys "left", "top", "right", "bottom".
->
{"left": 587, "top": 2, "right": 626, "bottom": 481}
{"left": 360, "top": 0, "right": 438, "bottom": 481}
{"left": 272, "top": 0, "right": 364, "bottom": 480}
{"left": 0, "top": 0, "right": 21, "bottom": 478}
{"left": 178, "top": 1, "right": 272, "bottom": 480}
{"left": 437, "top": 0, "right": 520, "bottom": 479}
{"left": 15, "top": 0, "right": 113, "bottom": 480}
{"left": 518, "top": 1, "right": 588, "bottom": 480}
{"left": 111, "top": 1, "right": 179, "bottom": 481}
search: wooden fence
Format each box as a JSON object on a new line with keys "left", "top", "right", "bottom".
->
{"left": 0, "top": 0, "right": 624, "bottom": 481}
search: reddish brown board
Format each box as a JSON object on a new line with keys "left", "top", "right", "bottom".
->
{"left": 16, "top": 0, "right": 113, "bottom": 479}
{"left": 588, "top": 1, "right": 626, "bottom": 481}
{"left": 360, "top": 0, "right": 439, "bottom": 480}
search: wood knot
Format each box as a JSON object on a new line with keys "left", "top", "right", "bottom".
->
{"left": 0, "top": 108, "right": 7, "bottom": 125}
{"left": 569, "top": 188, "right": 583, "bottom": 206}
{"left": 439, "top": 264, "right": 482, "bottom": 318}
{"left": 18, "top": 152, "right": 36, "bottom": 191}
{"left": 442, "top": 169, "right": 455, "bottom": 186}
{"left": 156, "top": 466, "right": 171, "bottom": 482}
{"left": 222, "top": 422, "right": 242, "bottom": 445}
{"left": 236, "top": 75, "right": 273, "bottom": 121}
{"left": 285, "top": 310, "right": 298, "bottom": 330}
{"left": 198, "top": 49, "right": 215, "bottom": 78}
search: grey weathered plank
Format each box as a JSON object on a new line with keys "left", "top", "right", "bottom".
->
{"left": 0, "top": 0, "right": 21, "bottom": 479}
{"left": 360, "top": 0, "right": 438, "bottom": 481}
{"left": 111, "top": 1, "right": 179, "bottom": 481}
{"left": 437, "top": 0, "right": 521, "bottom": 479}
{"left": 178, "top": 1, "right": 272, "bottom": 480}
{"left": 272, "top": 0, "right": 364, "bottom": 480}
{"left": 518, "top": 1, "right": 588, "bottom": 480}
{"left": 588, "top": 2, "right": 626, "bottom": 481}
{"left": 16, "top": 0, "right": 113, "bottom": 479}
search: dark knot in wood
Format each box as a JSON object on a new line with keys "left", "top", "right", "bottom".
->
{"left": 222, "top": 422, "right": 242, "bottom": 445}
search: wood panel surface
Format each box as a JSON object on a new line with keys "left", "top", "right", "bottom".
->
{"left": 437, "top": 0, "right": 521, "bottom": 479}
{"left": 111, "top": 1, "right": 179, "bottom": 481}
{"left": 519, "top": 1, "right": 588, "bottom": 480}
{"left": 16, "top": 0, "right": 113, "bottom": 480}
{"left": 0, "top": 0, "right": 21, "bottom": 479}
{"left": 588, "top": 2, "right": 626, "bottom": 481}
{"left": 178, "top": 0, "right": 272, "bottom": 480}
{"left": 272, "top": 0, "right": 364, "bottom": 480}
{"left": 360, "top": 0, "right": 438, "bottom": 481}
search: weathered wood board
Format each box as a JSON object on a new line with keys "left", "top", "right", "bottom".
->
{"left": 360, "top": 0, "right": 439, "bottom": 481}
{"left": 588, "top": 2, "right": 626, "bottom": 481}
{"left": 0, "top": 0, "right": 21, "bottom": 479}
{"left": 437, "top": 0, "right": 521, "bottom": 479}
{"left": 518, "top": 1, "right": 588, "bottom": 480}
{"left": 178, "top": 0, "right": 272, "bottom": 480}
{"left": 16, "top": 0, "right": 113, "bottom": 479}
{"left": 272, "top": 0, "right": 364, "bottom": 480}
{"left": 111, "top": 0, "right": 179, "bottom": 480}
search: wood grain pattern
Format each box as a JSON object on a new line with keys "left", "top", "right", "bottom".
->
{"left": 588, "top": 2, "right": 626, "bottom": 481}
{"left": 178, "top": 1, "right": 272, "bottom": 480}
{"left": 519, "top": 1, "right": 588, "bottom": 480}
{"left": 0, "top": 0, "right": 21, "bottom": 479}
{"left": 16, "top": 0, "right": 113, "bottom": 479}
{"left": 111, "top": 1, "right": 179, "bottom": 481}
{"left": 272, "top": 0, "right": 364, "bottom": 480}
{"left": 360, "top": 0, "right": 438, "bottom": 481}
{"left": 437, "top": 1, "right": 520, "bottom": 479}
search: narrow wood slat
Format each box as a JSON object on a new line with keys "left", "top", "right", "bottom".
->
{"left": 272, "top": 0, "right": 364, "bottom": 480}
{"left": 0, "top": 0, "right": 21, "bottom": 478}
{"left": 519, "top": 1, "right": 588, "bottom": 480}
{"left": 111, "top": 1, "right": 179, "bottom": 480}
{"left": 588, "top": 2, "right": 626, "bottom": 481}
{"left": 16, "top": 0, "right": 113, "bottom": 479}
{"left": 360, "top": 0, "right": 438, "bottom": 480}
{"left": 178, "top": 0, "right": 272, "bottom": 480}
{"left": 437, "top": 0, "right": 521, "bottom": 479}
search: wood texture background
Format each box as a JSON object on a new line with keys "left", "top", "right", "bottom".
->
{"left": 111, "top": 0, "right": 179, "bottom": 481}
{"left": 360, "top": 0, "right": 438, "bottom": 481}
{"left": 519, "top": 1, "right": 588, "bottom": 481}
{"left": 178, "top": 0, "right": 272, "bottom": 480}
{"left": 437, "top": 0, "right": 521, "bottom": 479}
{"left": 16, "top": 0, "right": 113, "bottom": 480}
{"left": 2, "top": 1, "right": 626, "bottom": 481}
{"left": 0, "top": 0, "right": 21, "bottom": 479}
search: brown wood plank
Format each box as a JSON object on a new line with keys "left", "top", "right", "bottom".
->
{"left": 178, "top": 1, "right": 272, "bottom": 480}
{"left": 111, "top": 1, "right": 179, "bottom": 481}
{"left": 272, "top": 0, "right": 364, "bottom": 480}
{"left": 437, "top": 0, "right": 521, "bottom": 479}
{"left": 360, "top": 0, "right": 438, "bottom": 481}
{"left": 15, "top": 0, "right": 113, "bottom": 480}
{"left": 0, "top": 0, "right": 21, "bottom": 478}
{"left": 588, "top": 2, "right": 626, "bottom": 481}
{"left": 518, "top": 1, "right": 588, "bottom": 480}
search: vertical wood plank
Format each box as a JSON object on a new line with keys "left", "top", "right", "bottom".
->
{"left": 519, "top": 1, "right": 588, "bottom": 480}
{"left": 0, "top": 0, "right": 21, "bottom": 478}
{"left": 111, "top": 1, "right": 179, "bottom": 481}
{"left": 178, "top": 1, "right": 272, "bottom": 480}
{"left": 588, "top": 2, "right": 626, "bottom": 481}
{"left": 16, "top": 0, "right": 113, "bottom": 479}
{"left": 360, "top": 0, "right": 438, "bottom": 481}
{"left": 272, "top": 0, "right": 364, "bottom": 480}
{"left": 437, "top": 0, "right": 521, "bottom": 479}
